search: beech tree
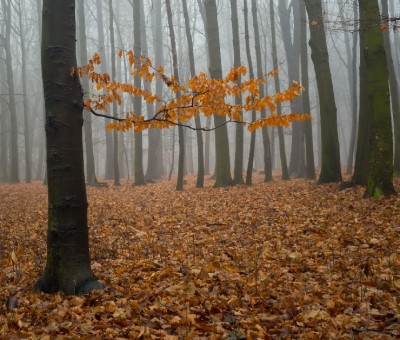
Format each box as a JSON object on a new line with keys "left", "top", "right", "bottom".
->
{"left": 36, "top": 0, "right": 103, "bottom": 294}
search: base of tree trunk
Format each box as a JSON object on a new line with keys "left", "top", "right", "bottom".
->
{"left": 35, "top": 274, "right": 104, "bottom": 296}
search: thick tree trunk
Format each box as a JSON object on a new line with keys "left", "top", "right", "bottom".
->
{"left": 381, "top": 0, "right": 400, "bottom": 176}
{"left": 361, "top": 0, "right": 395, "bottom": 197}
{"left": 270, "top": 0, "right": 289, "bottom": 180}
{"left": 231, "top": 0, "right": 244, "bottom": 185}
{"left": 36, "top": 0, "right": 103, "bottom": 295}
{"left": 77, "top": 0, "right": 98, "bottom": 186}
{"left": 353, "top": 20, "right": 371, "bottom": 185}
{"left": 204, "top": 0, "right": 232, "bottom": 188}
{"left": 252, "top": 0, "right": 272, "bottom": 182}
{"left": 299, "top": 0, "right": 316, "bottom": 180}
{"left": 304, "top": 0, "right": 342, "bottom": 183}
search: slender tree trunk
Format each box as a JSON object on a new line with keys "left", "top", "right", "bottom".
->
{"left": 361, "top": 0, "right": 395, "bottom": 197}
{"left": 244, "top": 0, "right": 256, "bottom": 185}
{"left": 165, "top": 0, "right": 185, "bottom": 191}
{"left": 2, "top": 0, "right": 19, "bottom": 183}
{"left": 18, "top": 0, "right": 31, "bottom": 183}
{"left": 95, "top": 0, "right": 113, "bottom": 180}
{"left": 77, "top": 0, "right": 98, "bottom": 186}
{"left": 270, "top": 0, "right": 289, "bottom": 180}
{"left": 304, "top": 0, "right": 342, "bottom": 183}
{"left": 36, "top": 0, "right": 103, "bottom": 295}
{"left": 299, "top": 0, "right": 316, "bottom": 180}
{"left": 108, "top": 0, "right": 120, "bottom": 186}
{"left": 182, "top": 0, "right": 204, "bottom": 187}
{"left": 230, "top": 0, "right": 244, "bottom": 184}
{"left": 252, "top": 0, "right": 272, "bottom": 182}
{"left": 133, "top": 0, "right": 145, "bottom": 185}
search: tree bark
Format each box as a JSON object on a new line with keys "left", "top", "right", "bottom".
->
{"left": 36, "top": 0, "right": 103, "bottom": 295}
{"left": 304, "top": 0, "right": 342, "bottom": 183}
{"left": 361, "top": 0, "right": 395, "bottom": 197}
{"left": 204, "top": 0, "right": 233, "bottom": 188}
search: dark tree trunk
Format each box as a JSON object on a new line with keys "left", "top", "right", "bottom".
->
{"left": 304, "top": 0, "right": 342, "bottom": 183}
{"left": 361, "top": 0, "right": 395, "bottom": 197}
{"left": 353, "top": 16, "right": 370, "bottom": 185}
{"left": 36, "top": 0, "right": 103, "bottom": 295}
{"left": 381, "top": 0, "right": 400, "bottom": 176}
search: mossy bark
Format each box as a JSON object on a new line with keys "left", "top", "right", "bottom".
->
{"left": 36, "top": 0, "right": 103, "bottom": 295}
{"left": 361, "top": 0, "right": 395, "bottom": 197}
{"left": 304, "top": 0, "right": 342, "bottom": 183}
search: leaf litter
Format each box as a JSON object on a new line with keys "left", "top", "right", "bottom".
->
{"left": 0, "top": 174, "right": 399, "bottom": 338}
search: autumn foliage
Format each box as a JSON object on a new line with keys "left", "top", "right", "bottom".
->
{"left": 1, "top": 176, "right": 400, "bottom": 337}
{"left": 75, "top": 51, "right": 311, "bottom": 133}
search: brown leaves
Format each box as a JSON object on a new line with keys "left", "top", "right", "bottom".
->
{"left": 1, "top": 176, "right": 400, "bottom": 337}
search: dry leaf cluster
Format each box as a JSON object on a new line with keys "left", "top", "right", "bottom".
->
{"left": 1, "top": 175, "right": 400, "bottom": 338}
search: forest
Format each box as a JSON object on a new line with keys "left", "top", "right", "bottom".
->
{"left": 0, "top": 0, "right": 400, "bottom": 338}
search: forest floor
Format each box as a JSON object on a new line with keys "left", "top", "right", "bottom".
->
{"left": 1, "top": 174, "right": 400, "bottom": 339}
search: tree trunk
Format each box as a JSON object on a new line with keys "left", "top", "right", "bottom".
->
{"left": 270, "top": 0, "right": 289, "bottom": 180}
{"left": 204, "top": 0, "right": 232, "bottom": 188}
{"left": 361, "top": 0, "right": 395, "bottom": 197}
{"left": 18, "top": 0, "right": 32, "bottom": 183}
{"left": 252, "top": 0, "right": 272, "bottom": 182}
{"left": 381, "top": 0, "right": 400, "bottom": 176}
{"left": 230, "top": 0, "right": 244, "bottom": 184}
{"left": 36, "top": 0, "right": 103, "bottom": 295}
{"left": 95, "top": 0, "right": 113, "bottom": 180}
{"left": 182, "top": 0, "right": 204, "bottom": 187}
{"left": 133, "top": 0, "right": 145, "bottom": 185}
{"left": 299, "top": 0, "right": 316, "bottom": 180}
{"left": 279, "top": 0, "right": 305, "bottom": 177}
{"left": 77, "top": 0, "right": 98, "bottom": 186}
{"left": 2, "top": 0, "right": 19, "bottom": 183}
{"left": 304, "top": 0, "right": 342, "bottom": 183}
{"left": 352, "top": 17, "right": 371, "bottom": 185}
{"left": 244, "top": 0, "right": 256, "bottom": 185}
{"left": 165, "top": 0, "right": 185, "bottom": 191}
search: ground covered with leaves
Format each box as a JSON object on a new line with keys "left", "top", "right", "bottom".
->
{"left": 1, "top": 175, "right": 400, "bottom": 339}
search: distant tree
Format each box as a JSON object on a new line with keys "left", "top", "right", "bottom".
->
{"left": 304, "top": 0, "right": 342, "bottom": 183}
{"left": 36, "top": 0, "right": 103, "bottom": 294}
{"left": 0, "top": 0, "right": 19, "bottom": 183}
{"left": 270, "top": 0, "right": 289, "bottom": 180}
{"left": 204, "top": 0, "right": 233, "bottom": 187}
{"left": 182, "top": 0, "right": 205, "bottom": 188}
{"left": 77, "top": 0, "right": 99, "bottom": 186}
